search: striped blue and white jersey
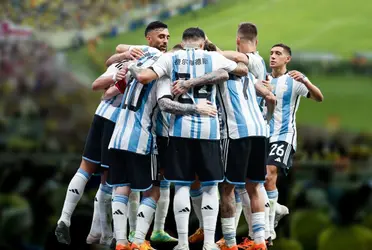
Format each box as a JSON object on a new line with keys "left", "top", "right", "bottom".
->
{"left": 217, "top": 72, "right": 267, "bottom": 139}
{"left": 95, "top": 61, "right": 126, "bottom": 122}
{"left": 152, "top": 48, "right": 237, "bottom": 140}
{"left": 269, "top": 73, "right": 310, "bottom": 150}
{"left": 109, "top": 46, "right": 164, "bottom": 154}
{"left": 152, "top": 76, "right": 172, "bottom": 138}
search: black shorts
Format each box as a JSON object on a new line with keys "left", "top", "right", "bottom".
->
{"left": 267, "top": 141, "right": 295, "bottom": 175}
{"left": 164, "top": 137, "right": 224, "bottom": 184}
{"left": 156, "top": 135, "right": 169, "bottom": 170}
{"left": 224, "top": 136, "right": 267, "bottom": 184}
{"left": 82, "top": 115, "right": 115, "bottom": 168}
{"left": 107, "top": 149, "right": 155, "bottom": 191}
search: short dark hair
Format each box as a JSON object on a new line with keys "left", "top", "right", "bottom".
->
{"left": 182, "top": 27, "right": 206, "bottom": 41}
{"left": 272, "top": 43, "right": 292, "bottom": 56}
{"left": 237, "top": 22, "right": 258, "bottom": 41}
{"left": 145, "top": 21, "right": 168, "bottom": 36}
{"left": 204, "top": 41, "right": 217, "bottom": 52}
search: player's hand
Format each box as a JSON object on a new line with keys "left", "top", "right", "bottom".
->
{"left": 129, "top": 47, "right": 145, "bottom": 59}
{"left": 288, "top": 70, "right": 306, "bottom": 83}
{"left": 261, "top": 80, "right": 274, "bottom": 91}
{"left": 172, "top": 80, "right": 190, "bottom": 96}
{"left": 264, "top": 92, "right": 276, "bottom": 105}
{"left": 196, "top": 101, "right": 217, "bottom": 117}
{"left": 114, "top": 68, "right": 128, "bottom": 82}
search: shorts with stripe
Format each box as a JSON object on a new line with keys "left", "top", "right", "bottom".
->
{"left": 82, "top": 115, "right": 115, "bottom": 168}
{"left": 107, "top": 149, "right": 156, "bottom": 191}
{"left": 164, "top": 137, "right": 224, "bottom": 184}
{"left": 267, "top": 141, "right": 295, "bottom": 175}
{"left": 224, "top": 136, "right": 267, "bottom": 184}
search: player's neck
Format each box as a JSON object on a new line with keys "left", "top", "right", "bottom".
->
{"left": 183, "top": 43, "right": 201, "bottom": 49}
{"left": 237, "top": 43, "right": 256, "bottom": 54}
{"left": 271, "top": 67, "right": 287, "bottom": 78}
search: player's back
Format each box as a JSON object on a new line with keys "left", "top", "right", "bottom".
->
{"left": 168, "top": 48, "right": 227, "bottom": 140}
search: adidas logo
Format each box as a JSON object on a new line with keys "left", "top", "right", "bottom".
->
{"left": 69, "top": 189, "right": 80, "bottom": 195}
{"left": 137, "top": 212, "right": 145, "bottom": 218}
{"left": 275, "top": 157, "right": 281, "bottom": 163}
{"left": 178, "top": 207, "right": 190, "bottom": 213}
{"left": 265, "top": 202, "right": 270, "bottom": 208}
{"left": 202, "top": 205, "right": 213, "bottom": 210}
{"left": 113, "top": 209, "right": 124, "bottom": 215}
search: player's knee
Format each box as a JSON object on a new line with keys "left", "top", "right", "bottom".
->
{"left": 245, "top": 182, "right": 260, "bottom": 196}
{"left": 80, "top": 159, "right": 97, "bottom": 174}
{"left": 143, "top": 186, "right": 160, "bottom": 201}
{"left": 114, "top": 185, "right": 130, "bottom": 196}
{"left": 265, "top": 165, "right": 277, "bottom": 183}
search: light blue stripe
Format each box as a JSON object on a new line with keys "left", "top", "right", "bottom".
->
{"left": 160, "top": 180, "right": 170, "bottom": 188}
{"left": 204, "top": 53, "right": 217, "bottom": 139}
{"left": 113, "top": 194, "right": 129, "bottom": 204}
{"left": 269, "top": 78, "right": 279, "bottom": 136}
{"left": 97, "top": 100, "right": 109, "bottom": 115}
{"left": 128, "top": 82, "right": 155, "bottom": 153}
{"left": 278, "top": 76, "right": 293, "bottom": 141}
{"left": 267, "top": 189, "right": 278, "bottom": 199}
{"left": 193, "top": 50, "right": 202, "bottom": 139}
{"left": 82, "top": 156, "right": 100, "bottom": 165}
{"left": 141, "top": 197, "right": 157, "bottom": 210}
{"left": 223, "top": 233, "right": 236, "bottom": 240}
{"left": 247, "top": 73, "right": 264, "bottom": 136}
{"left": 201, "top": 179, "right": 224, "bottom": 185}
{"left": 227, "top": 76, "right": 248, "bottom": 137}
{"left": 252, "top": 223, "right": 265, "bottom": 233}
{"left": 101, "top": 97, "right": 116, "bottom": 117}
{"left": 172, "top": 54, "right": 182, "bottom": 137}
{"left": 225, "top": 177, "right": 245, "bottom": 186}
{"left": 114, "top": 82, "right": 132, "bottom": 148}
{"left": 234, "top": 189, "right": 241, "bottom": 202}
{"left": 77, "top": 167, "right": 91, "bottom": 179}
{"left": 190, "top": 188, "right": 203, "bottom": 197}
{"left": 100, "top": 184, "right": 113, "bottom": 194}
{"left": 186, "top": 49, "right": 195, "bottom": 138}
{"left": 167, "top": 179, "right": 193, "bottom": 185}
{"left": 116, "top": 80, "right": 138, "bottom": 149}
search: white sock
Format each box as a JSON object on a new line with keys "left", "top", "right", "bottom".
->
{"left": 221, "top": 217, "right": 236, "bottom": 247}
{"left": 190, "top": 187, "right": 203, "bottom": 229}
{"left": 251, "top": 212, "right": 265, "bottom": 244}
{"left": 112, "top": 194, "right": 129, "bottom": 245}
{"left": 98, "top": 184, "right": 113, "bottom": 238}
{"left": 238, "top": 187, "right": 253, "bottom": 238}
{"left": 153, "top": 181, "right": 170, "bottom": 232}
{"left": 260, "top": 184, "right": 270, "bottom": 240}
{"left": 58, "top": 168, "right": 90, "bottom": 227}
{"left": 133, "top": 197, "right": 157, "bottom": 245}
{"left": 201, "top": 184, "right": 219, "bottom": 244}
{"left": 88, "top": 191, "right": 101, "bottom": 237}
{"left": 234, "top": 188, "right": 243, "bottom": 230}
{"left": 128, "top": 191, "right": 140, "bottom": 233}
{"left": 174, "top": 185, "right": 191, "bottom": 246}
{"left": 267, "top": 189, "right": 278, "bottom": 238}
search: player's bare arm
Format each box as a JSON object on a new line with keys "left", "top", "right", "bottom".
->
{"left": 172, "top": 69, "right": 229, "bottom": 96}
{"left": 220, "top": 51, "right": 249, "bottom": 65}
{"left": 129, "top": 65, "right": 158, "bottom": 84}
{"left": 158, "top": 98, "right": 217, "bottom": 117}
{"left": 289, "top": 70, "right": 324, "bottom": 102}
{"left": 106, "top": 49, "right": 145, "bottom": 66}
{"left": 256, "top": 81, "right": 276, "bottom": 122}
{"left": 231, "top": 62, "right": 248, "bottom": 76}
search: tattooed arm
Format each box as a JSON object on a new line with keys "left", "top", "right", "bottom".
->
{"left": 158, "top": 97, "right": 217, "bottom": 116}
{"left": 230, "top": 62, "right": 248, "bottom": 77}
{"left": 172, "top": 69, "right": 229, "bottom": 96}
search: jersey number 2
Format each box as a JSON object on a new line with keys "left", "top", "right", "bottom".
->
{"left": 175, "top": 72, "right": 212, "bottom": 104}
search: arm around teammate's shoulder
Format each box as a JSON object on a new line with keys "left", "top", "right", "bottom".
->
{"left": 231, "top": 62, "right": 248, "bottom": 76}
{"left": 219, "top": 51, "right": 249, "bottom": 65}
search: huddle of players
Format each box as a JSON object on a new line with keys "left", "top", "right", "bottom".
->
{"left": 55, "top": 20, "right": 324, "bottom": 250}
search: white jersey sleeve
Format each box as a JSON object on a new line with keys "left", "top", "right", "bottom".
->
{"left": 100, "top": 64, "right": 119, "bottom": 77}
{"left": 210, "top": 52, "right": 237, "bottom": 72}
{"left": 152, "top": 53, "right": 173, "bottom": 78}
{"left": 294, "top": 80, "right": 309, "bottom": 97}
{"left": 156, "top": 76, "right": 173, "bottom": 100}
{"left": 246, "top": 52, "right": 266, "bottom": 81}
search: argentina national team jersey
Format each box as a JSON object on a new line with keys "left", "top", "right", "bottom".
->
{"left": 269, "top": 73, "right": 309, "bottom": 150}
{"left": 217, "top": 72, "right": 267, "bottom": 139}
{"left": 108, "top": 46, "right": 163, "bottom": 154}
{"left": 152, "top": 48, "right": 237, "bottom": 140}
{"left": 94, "top": 61, "right": 128, "bottom": 122}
